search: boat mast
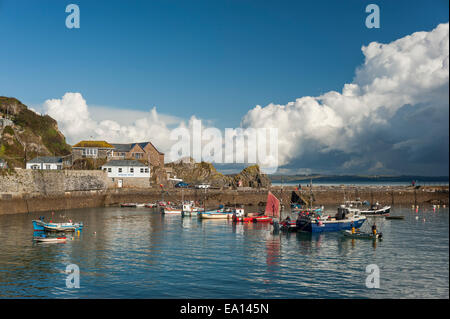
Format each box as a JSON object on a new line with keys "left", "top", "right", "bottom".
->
{"left": 280, "top": 176, "right": 283, "bottom": 214}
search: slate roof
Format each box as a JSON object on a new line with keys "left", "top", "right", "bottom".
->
{"left": 111, "top": 144, "right": 135, "bottom": 152}
{"left": 27, "top": 156, "right": 63, "bottom": 164}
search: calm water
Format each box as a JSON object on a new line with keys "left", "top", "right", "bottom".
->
{"left": 0, "top": 205, "right": 448, "bottom": 298}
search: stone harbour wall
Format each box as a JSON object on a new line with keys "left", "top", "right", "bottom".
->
{"left": 0, "top": 169, "right": 109, "bottom": 195}
{"left": 0, "top": 184, "right": 447, "bottom": 215}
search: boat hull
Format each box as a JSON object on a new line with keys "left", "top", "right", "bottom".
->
{"left": 296, "top": 216, "right": 366, "bottom": 233}
{"left": 342, "top": 230, "right": 382, "bottom": 239}
{"left": 33, "top": 220, "right": 82, "bottom": 232}
{"left": 359, "top": 206, "right": 391, "bottom": 216}
{"left": 162, "top": 209, "right": 182, "bottom": 215}
{"left": 181, "top": 211, "right": 198, "bottom": 217}
{"left": 32, "top": 220, "right": 45, "bottom": 231}
{"left": 43, "top": 223, "right": 83, "bottom": 232}
{"left": 199, "top": 213, "right": 233, "bottom": 219}
{"left": 34, "top": 237, "right": 67, "bottom": 243}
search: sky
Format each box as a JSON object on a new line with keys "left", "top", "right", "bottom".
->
{"left": 0, "top": 0, "right": 448, "bottom": 175}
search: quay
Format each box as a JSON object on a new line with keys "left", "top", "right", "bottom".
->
{"left": 0, "top": 185, "right": 448, "bottom": 215}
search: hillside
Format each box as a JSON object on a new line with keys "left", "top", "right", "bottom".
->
{"left": 0, "top": 97, "right": 72, "bottom": 168}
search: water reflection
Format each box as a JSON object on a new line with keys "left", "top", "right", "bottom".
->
{"left": 0, "top": 206, "right": 447, "bottom": 298}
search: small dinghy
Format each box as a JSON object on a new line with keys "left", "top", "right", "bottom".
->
{"left": 34, "top": 236, "right": 67, "bottom": 243}
{"left": 342, "top": 230, "right": 382, "bottom": 239}
{"left": 120, "top": 203, "right": 137, "bottom": 207}
{"left": 385, "top": 216, "right": 404, "bottom": 220}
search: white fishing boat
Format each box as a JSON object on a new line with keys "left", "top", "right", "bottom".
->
{"left": 359, "top": 202, "right": 391, "bottom": 216}
{"left": 162, "top": 206, "right": 183, "bottom": 214}
{"left": 181, "top": 202, "right": 200, "bottom": 217}
{"left": 198, "top": 207, "right": 235, "bottom": 219}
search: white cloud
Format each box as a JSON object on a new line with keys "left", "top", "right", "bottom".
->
{"left": 241, "top": 23, "right": 449, "bottom": 175}
{"left": 44, "top": 92, "right": 177, "bottom": 154}
{"left": 42, "top": 23, "right": 449, "bottom": 175}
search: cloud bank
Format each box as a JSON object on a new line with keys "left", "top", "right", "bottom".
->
{"left": 44, "top": 92, "right": 179, "bottom": 154}
{"left": 241, "top": 23, "right": 449, "bottom": 175}
{"left": 44, "top": 23, "right": 449, "bottom": 175}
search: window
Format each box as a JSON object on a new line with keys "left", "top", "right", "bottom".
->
{"left": 145, "top": 168, "right": 149, "bottom": 173}
{"left": 130, "top": 168, "right": 134, "bottom": 173}
{"left": 108, "top": 168, "right": 112, "bottom": 173}
{"left": 140, "top": 168, "right": 144, "bottom": 173}
{"left": 118, "top": 168, "right": 122, "bottom": 173}
{"left": 45, "top": 165, "right": 51, "bottom": 170}
{"left": 83, "top": 148, "right": 98, "bottom": 157}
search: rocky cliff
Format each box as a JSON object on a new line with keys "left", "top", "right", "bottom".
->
{"left": 165, "top": 159, "right": 271, "bottom": 189}
{"left": 0, "top": 97, "right": 72, "bottom": 168}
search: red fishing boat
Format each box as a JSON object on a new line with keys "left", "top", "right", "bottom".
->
{"left": 233, "top": 191, "right": 280, "bottom": 223}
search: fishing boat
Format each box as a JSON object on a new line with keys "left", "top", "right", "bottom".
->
{"left": 295, "top": 206, "right": 366, "bottom": 233}
{"left": 144, "top": 203, "right": 157, "bottom": 208}
{"left": 359, "top": 202, "right": 391, "bottom": 216}
{"left": 32, "top": 219, "right": 83, "bottom": 232}
{"left": 161, "top": 206, "right": 183, "bottom": 215}
{"left": 198, "top": 207, "right": 236, "bottom": 219}
{"left": 181, "top": 202, "right": 200, "bottom": 217}
{"left": 342, "top": 229, "right": 382, "bottom": 239}
{"left": 233, "top": 192, "right": 280, "bottom": 223}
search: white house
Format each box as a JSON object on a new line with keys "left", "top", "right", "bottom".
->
{"left": 26, "top": 156, "right": 64, "bottom": 170}
{"left": 102, "top": 160, "right": 151, "bottom": 188}
{"left": 102, "top": 160, "right": 150, "bottom": 178}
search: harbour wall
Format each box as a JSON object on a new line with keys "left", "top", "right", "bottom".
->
{"left": 0, "top": 183, "right": 448, "bottom": 215}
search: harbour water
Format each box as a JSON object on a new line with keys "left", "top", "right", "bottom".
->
{"left": 0, "top": 206, "right": 448, "bottom": 298}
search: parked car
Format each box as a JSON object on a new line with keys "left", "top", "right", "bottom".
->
{"left": 195, "top": 184, "right": 210, "bottom": 189}
{"left": 175, "top": 182, "right": 190, "bottom": 188}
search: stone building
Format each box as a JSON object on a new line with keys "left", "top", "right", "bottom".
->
{"left": 72, "top": 141, "right": 115, "bottom": 161}
{"left": 72, "top": 140, "right": 164, "bottom": 170}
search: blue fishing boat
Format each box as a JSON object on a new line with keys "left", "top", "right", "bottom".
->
{"left": 295, "top": 206, "right": 366, "bottom": 233}
{"left": 32, "top": 217, "right": 83, "bottom": 232}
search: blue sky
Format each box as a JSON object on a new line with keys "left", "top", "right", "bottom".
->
{"left": 0, "top": 0, "right": 448, "bottom": 175}
{"left": 0, "top": 0, "right": 447, "bottom": 127}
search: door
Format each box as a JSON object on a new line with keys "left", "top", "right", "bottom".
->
{"left": 118, "top": 179, "right": 123, "bottom": 188}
